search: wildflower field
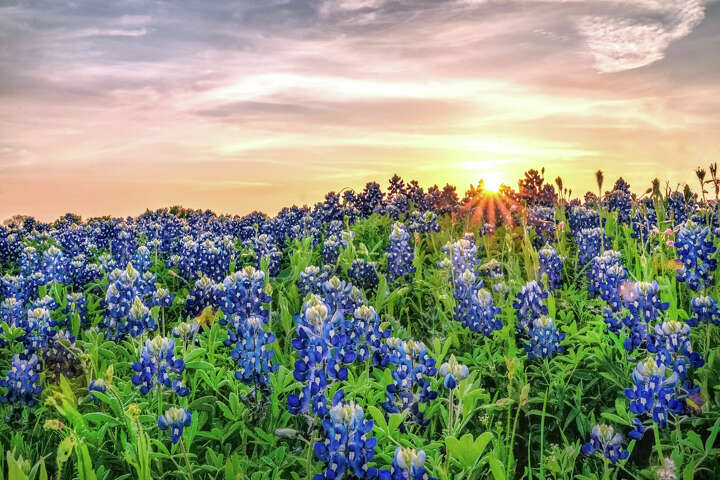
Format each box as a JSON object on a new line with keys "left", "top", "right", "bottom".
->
{"left": 1, "top": 169, "right": 719, "bottom": 480}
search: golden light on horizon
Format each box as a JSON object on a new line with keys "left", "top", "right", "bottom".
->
{"left": 482, "top": 173, "right": 503, "bottom": 192}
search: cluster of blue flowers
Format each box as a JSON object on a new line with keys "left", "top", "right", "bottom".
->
{"left": 386, "top": 222, "right": 415, "bottom": 282}
{"left": 381, "top": 338, "right": 438, "bottom": 427}
{"left": 674, "top": 221, "right": 717, "bottom": 291}
{"left": 538, "top": 245, "right": 563, "bottom": 290}
{"left": 217, "top": 267, "right": 278, "bottom": 387}
{"left": 158, "top": 407, "right": 193, "bottom": 444}
{"left": 525, "top": 316, "right": 565, "bottom": 359}
{"left": 348, "top": 259, "right": 379, "bottom": 292}
{"left": 313, "top": 390, "right": 378, "bottom": 480}
{"left": 513, "top": 281, "right": 549, "bottom": 337}
{"left": 0, "top": 354, "right": 43, "bottom": 406}
{"left": 582, "top": 424, "right": 629, "bottom": 464}
{"left": 131, "top": 336, "right": 188, "bottom": 396}
{"left": 101, "top": 262, "right": 156, "bottom": 340}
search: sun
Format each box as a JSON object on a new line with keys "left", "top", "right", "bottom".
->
{"left": 482, "top": 173, "right": 503, "bottom": 192}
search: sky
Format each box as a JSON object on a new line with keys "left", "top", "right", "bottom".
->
{"left": 1, "top": 0, "right": 719, "bottom": 221}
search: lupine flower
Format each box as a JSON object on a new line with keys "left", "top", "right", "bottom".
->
{"left": 322, "top": 276, "right": 365, "bottom": 315}
{"left": 581, "top": 424, "right": 629, "bottom": 464}
{"left": 625, "top": 357, "right": 678, "bottom": 427}
{"left": 41, "top": 245, "right": 69, "bottom": 284}
{"left": 322, "top": 234, "right": 349, "bottom": 266}
{"left": 464, "top": 288, "right": 503, "bottom": 336}
{"left": 525, "top": 316, "right": 565, "bottom": 359}
{"left": 288, "top": 295, "right": 354, "bottom": 415}
{"left": 172, "top": 321, "right": 200, "bottom": 347}
{"left": 382, "top": 338, "right": 438, "bottom": 427}
{"left": 567, "top": 206, "right": 601, "bottom": 237}
{"left": 538, "top": 245, "right": 563, "bottom": 290}
{"left": 152, "top": 287, "right": 174, "bottom": 308}
{"left": 577, "top": 227, "right": 607, "bottom": 265}
{"left": 185, "top": 275, "right": 218, "bottom": 317}
{"left": 689, "top": 296, "right": 720, "bottom": 326}
{"left": 133, "top": 245, "right": 152, "bottom": 272}
{"left": 348, "top": 259, "right": 380, "bottom": 292}
{"left": 131, "top": 336, "right": 188, "bottom": 396}
{"left": 387, "top": 222, "right": 415, "bottom": 282}
{"left": 528, "top": 206, "right": 555, "bottom": 246}
{"left": 407, "top": 210, "right": 440, "bottom": 234}
{"left": 647, "top": 321, "right": 704, "bottom": 377}
{"left": 101, "top": 263, "right": 156, "bottom": 340}
{"left": 158, "top": 407, "right": 192, "bottom": 444}
{"left": 313, "top": 390, "right": 378, "bottom": 480}
{"left": 628, "top": 418, "right": 647, "bottom": 440}
{"left": 88, "top": 378, "right": 107, "bottom": 402}
{"left": 620, "top": 281, "right": 669, "bottom": 351}
{"left": 513, "top": 281, "right": 549, "bottom": 337}
{"left": 63, "top": 292, "right": 89, "bottom": 327}
{"left": 608, "top": 180, "right": 632, "bottom": 225}
{"left": 0, "top": 354, "right": 43, "bottom": 406}
{"left": 379, "top": 447, "right": 437, "bottom": 480}
{"left": 438, "top": 354, "right": 469, "bottom": 389}
{"left": 299, "top": 265, "right": 330, "bottom": 297}
{"left": 674, "top": 221, "right": 717, "bottom": 291}
{"left": 352, "top": 305, "right": 392, "bottom": 367}
{"left": 245, "top": 233, "right": 282, "bottom": 277}
{"left": 668, "top": 192, "right": 688, "bottom": 225}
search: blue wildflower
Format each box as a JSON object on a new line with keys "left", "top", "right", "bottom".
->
{"left": 674, "top": 221, "right": 717, "bottom": 291}
{"left": 513, "top": 281, "right": 549, "bottom": 337}
{"left": 387, "top": 222, "right": 415, "bottom": 282}
{"left": 525, "top": 316, "right": 565, "bottom": 359}
{"left": 0, "top": 354, "right": 43, "bottom": 406}
{"left": 689, "top": 296, "right": 720, "bottom": 326}
{"left": 379, "top": 447, "right": 437, "bottom": 480}
{"left": 581, "top": 424, "right": 629, "bottom": 464}
{"left": 313, "top": 390, "right": 378, "bottom": 480}
{"left": 158, "top": 407, "right": 192, "bottom": 444}
{"left": 438, "top": 354, "right": 469, "bottom": 390}
{"left": 131, "top": 336, "right": 188, "bottom": 396}
{"left": 348, "top": 259, "right": 379, "bottom": 292}
{"left": 538, "top": 245, "right": 563, "bottom": 290}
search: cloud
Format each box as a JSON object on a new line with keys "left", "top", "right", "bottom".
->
{"left": 576, "top": 0, "right": 705, "bottom": 73}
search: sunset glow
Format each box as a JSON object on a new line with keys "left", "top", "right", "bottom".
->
{"left": 1, "top": 1, "right": 718, "bottom": 221}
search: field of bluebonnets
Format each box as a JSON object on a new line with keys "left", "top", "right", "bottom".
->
{"left": 0, "top": 167, "right": 719, "bottom": 480}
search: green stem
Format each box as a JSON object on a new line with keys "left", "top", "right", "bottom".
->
{"left": 539, "top": 386, "right": 549, "bottom": 480}
{"left": 652, "top": 422, "right": 664, "bottom": 463}
{"left": 180, "top": 439, "right": 194, "bottom": 480}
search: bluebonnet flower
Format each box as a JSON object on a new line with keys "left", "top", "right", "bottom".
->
{"left": 689, "top": 296, "right": 720, "bottom": 326}
{"left": 112, "top": 227, "right": 138, "bottom": 266}
{"left": 101, "top": 263, "right": 156, "bottom": 340}
{"left": 581, "top": 424, "right": 629, "bottom": 464}
{"left": 348, "top": 259, "right": 379, "bottom": 292}
{"left": 528, "top": 206, "right": 555, "bottom": 246}
{"left": 538, "top": 245, "right": 563, "bottom": 290}
{"left": 288, "top": 296, "right": 354, "bottom": 415}
{"left": 0, "top": 354, "right": 43, "bottom": 406}
{"left": 352, "top": 305, "right": 391, "bottom": 367}
{"left": 19, "top": 246, "right": 41, "bottom": 277}
{"left": 407, "top": 210, "right": 440, "bottom": 234}
{"left": 131, "top": 336, "right": 188, "bottom": 396}
{"left": 464, "top": 288, "right": 503, "bottom": 337}
{"left": 133, "top": 245, "right": 152, "bottom": 272}
{"left": 608, "top": 180, "right": 632, "bottom": 225}
{"left": 88, "top": 378, "right": 107, "bottom": 402}
{"left": 41, "top": 245, "right": 69, "bottom": 284}
{"left": 23, "top": 306, "right": 58, "bottom": 356}
{"left": 158, "top": 407, "right": 192, "bottom": 444}
{"left": 185, "top": 275, "right": 218, "bottom": 317}
{"left": 152, "top": 287, "right": 174, "bottom": 308}
{"left": 245, "top": 233, "right": 282, "bottom": 277}
{"left": 587, "top": 251, "right": 627, "bottom": 333}
{"left": 322, "top": 276, "right": 365, "bottom": 315}
{"left": 567, "top": 206, "right": 601, "bottom": 237}
{"left": 382, "top": 339, "right": 438, "bottom": 427}
{"left": 313, "top": 390, "right": 378, "bottom": 480}
{"left": 525, "top": 316, "right": 565, "bottom": 359}
{"left": 625, "top": 357, "right": 678, "bottom": 427}
{"left": 67, "top": 255, "right": 102, "bottom": 288}
{"left": 618, "top": 281, "right": 668, "bottom": 351}
{"left": 513, "top": 281, "right": 549, "bottom": 337}
{"left": 379, "top": 447, "right": 437, "bottom": 480}
{"left": 628, "top": 418, "right": 647, "bottom": 440}
{"left": 674, "top": 221, "right": 717, "bottom": 291}
{"left": 299, "top": 265, "right": 330, "bottom": 297}
{"left": 577, "top": 227, "right": 607, "bottom": 265}
{"left": 172, "top": 321, "right": 200, "bottom": 347}
{"left": 668, "top": 191, "right": 688, "bottom": 225}
{"left": 217, "top": 267, "right": 277, "bottom": 387}
{"left": 647, "top": 321, "right": 704, "bottom": 378}
{"left": 387, "top": 222, "right": 415, "bottom": 282}
{"left": 322, "top": 234, "right": 346, "bottom": 265}
{"left": 632, "top": 198, "right": 657, "bottom": 247}
{"left": 438, "top": 354, "right": 469, "bottom": 389}
{"left": 2, "top": 274, "right": 37, "bottom": 304}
